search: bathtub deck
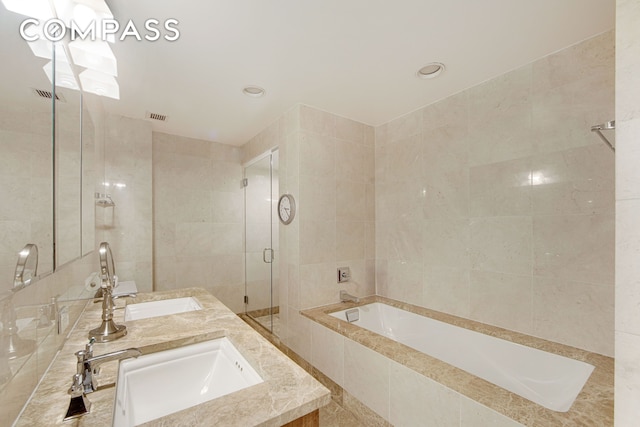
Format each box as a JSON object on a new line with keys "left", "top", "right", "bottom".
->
{"left": 302, "top": 295, "right": 613, "bottom": 427}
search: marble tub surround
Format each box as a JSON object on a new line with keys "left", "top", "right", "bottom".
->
{"left": 16, "top": 288, "right": 330, "bottom": 426}
{"left": 301, "top": 295, "right": 613, "bottom": 426}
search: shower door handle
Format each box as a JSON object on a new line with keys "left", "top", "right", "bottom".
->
{"left": 263, "top": 248, "right": 274, "bottom": 263}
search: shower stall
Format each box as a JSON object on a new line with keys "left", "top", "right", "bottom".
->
{"left": 243, "top": 149, "right": 279, "bottom": 335}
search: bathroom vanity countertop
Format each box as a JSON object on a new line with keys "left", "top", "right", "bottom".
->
{"left": 302, "top": 295, "right": 614, "bottom": 427}
{"left": 16, "top": 288, "right": 330, "bottom": 426}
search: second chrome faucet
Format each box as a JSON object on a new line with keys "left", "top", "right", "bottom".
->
{"left": 64, "top": 338, "right": 141, "bottom": 421}
{"left": 340, "top": 290, "right": 359, "bottom": 303}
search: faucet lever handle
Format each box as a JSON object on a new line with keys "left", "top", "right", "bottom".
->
{"left": 85, "top": 338, "right": 95, "bottom": 358}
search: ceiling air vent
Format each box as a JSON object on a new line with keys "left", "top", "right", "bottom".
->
{"left": 146, "top": 111, "right": 168, "bottom": 122}
{"left": 32, "top": 88, "right": 65, "bottom": 102}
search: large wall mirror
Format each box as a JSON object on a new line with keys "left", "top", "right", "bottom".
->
{"left": 0, "top": 10, "right": 55, "bottom": 293}
{"left": 0, "top": 6, "right": 98, "bottom": 292}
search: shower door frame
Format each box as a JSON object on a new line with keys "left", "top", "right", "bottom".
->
{"left": 243, "top": 148, "right": 278, "bottom": 334}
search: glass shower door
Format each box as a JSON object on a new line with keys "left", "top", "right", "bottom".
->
{"left": 244, "top": 151, "right": 278, "bottom": 334}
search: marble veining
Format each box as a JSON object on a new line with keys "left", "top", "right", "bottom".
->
{"left": 302, "top": 295, "right": 613, "bottom": 426}
{"left": 15, "top": 288, "right": 330, "bottom": 426}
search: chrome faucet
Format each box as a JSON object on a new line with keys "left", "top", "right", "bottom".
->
{"left": 64, "top": 340, "right": 141, "bottom": 421}
{"left": 340, "top": 290, "right": 359, "bottom": 303}
{"left": 88, "top": 242, "right": 136, "bottom": 342}
{"left": 88, "top": 286, "right": 136, "bottom": 342}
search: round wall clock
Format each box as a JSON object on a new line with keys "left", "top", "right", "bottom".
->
{"left": 278, "top": 194, "right": 296, "bottom": 225}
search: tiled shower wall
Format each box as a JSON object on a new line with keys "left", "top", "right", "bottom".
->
{"left": 242, "top": 105, "right": 376, "bottom": 359}
{"left": 376, "top": 30, "right": 615, "bottom": 356}
{"left": 152, "top": 132, "right": 245, "bottom": 313}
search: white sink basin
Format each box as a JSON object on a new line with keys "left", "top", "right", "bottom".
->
{"left": 123, "top": 297, "right": 202, "bottom": 321}
{"left": 113, "top": 337, "right": 263, "bottom": 426}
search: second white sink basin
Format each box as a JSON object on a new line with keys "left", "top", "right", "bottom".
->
{"left": 123, "top": 297, "right": 202, "bottom": 321}
{"left": 113, "top": 337, "right": 263, "bottom": 426}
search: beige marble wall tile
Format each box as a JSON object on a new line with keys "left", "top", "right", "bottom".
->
{"left": 287, "top": 306, "right": 312, "bottom": 360}
{"left": 344, "top": 339, "right": 390, "bottom": 421}
{"left": 470, "top": 157, "right": 532, "bottom": 217}
{"left": 153, "top": 132, "right": 243, "bottom": 295}
{"left": 211, "top": 223, "right": 243, "bottom": 254}
{"left": 468, "top": 65, "right": 532, "bottom": 127}
{"left": 470, "top": 270, "right": 532, "bottom": 333}
{"left": 386, "top": 109, "right": 422, "bottom": 143}
{"left": 389, "top": 361, "right": 460, "bottom": 426}
{"left": 384, "top": 219, "right": 423, "bottom": 263}
{"left": 300, "top": 105, "right": 336, "bottom": 137}
{"left": 531, "top": 145, "right": 614, "bottom": 215}
{"left": 336, "top": 139, "right": 367, "bottom": 184}
{"left": 615, "top": 199, "right": 640, "bottom": 337}
{"left": 384, "top": 135, "right": 423, "bottom": 183}
{"left": 422, "top": 91, "right": 469, "bottom": 131}
{"left": 617, "top": 66, "right": 640, "bottom": 124}
{"left": 335, "top": 115, "right": 365, "bottom": 144}
{"left": 210, "top": 254, "right": 244, "bottom": 288}
{"left": 423, "top": 266, "right": 470, "bottom": 318}
{"left": 615, "top": 331, "right": 640, "bottom": 426}
{"left": 364, "top": 183, "right": 376, "bottom": 221}
{"left": 175, "top": 222, "right": 214, "bottom": 256}
{"left": 299, "top": 263, "right": 337, "bottom": 309}
{"left": 532, "top": 30, "right": 614, "bottom": 93}
{"left": 470, "top": 217, "right": 533, "bottom": 276}
{"left": 423, "top": 218, "right": 470, "bottom": 268}
{"left": 210, "top": 191, "right": 243, "bottom": 223}
{"left": 468, "top": 105, "right": 533, "bottom": 167}
{"left": 300, "top": 174, "right": 336, "bottom": 221}
{"left": 533, "top": 276, "right": 613, "bottom": 356}
{"left": 336, "top": 181, "right": 366, "bottom": 221}
{"left": 210, "top": 160, "right": 243, "bottom": 193}
{"left": 245, "top": 221, "right": 271, "bottom": 253}
{"left": 460, "top": 396, "right": 525, "bottom": 427}
{"left": 287, "top": 263, "right": 300, "bottom": 309}
{"left": 153, "top": 256, "right": 177, "bottom": 290}
{"left": 365, "top": 221, "right": 375, "bottom": 260}
{"left": 299, "top": 131, "right": 336, "bottom": 179}
{"left": 616, "top": 118, "right": 640, "bottom": 200}
{"left": 336, "top": 221, "right": 365, "bottom": 262}
{"left": 376, "top": 180, "right": 424, "bottom": 222}
{"left": 422, "top": 125, "right": 470, "bottom": 220}
{"left": 385, "top": 260, "right": 423, "bottom": 305}
{"left": 300, "top": 220, "right": 335, "bottom": 265}
{"left": 532, "top": 77, "right": 614, "bottom": 155}
{"left": 311, "top": 322, "right": 345, "bottom": 386}
{"left": 533, "top": 213, "right": 614, "bottom": 285}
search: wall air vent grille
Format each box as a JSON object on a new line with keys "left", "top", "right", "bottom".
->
{"left": 32, "top": 88, "right": 64, "bottom": 102}
{"left": 146, "top": 112, "right": 168, "bottom": 122}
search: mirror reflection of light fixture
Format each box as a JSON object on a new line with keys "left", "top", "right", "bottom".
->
{"left": 43, "top": 59, "right": 81, "bottom": 90}
{"left": 3, "top": 0, "right": 120, "bottom": 100}
{"left": 79, "top": 69, "right": 119, "bottom": 99}
{"left": 52, "top": 0, "right": 115, "bottom": 42}
{"left": 0, "top": 0, "right": 54, "bottom": 20}
{"left": 22, "top": 22, "right": 59, "bottom": 60}
{"left": 69, "top": 40, "right": 117, "bottom": 76}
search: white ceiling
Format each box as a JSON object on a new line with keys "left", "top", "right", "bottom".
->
{"left": 2, "top": 1, "right": 616, "bottom": 146}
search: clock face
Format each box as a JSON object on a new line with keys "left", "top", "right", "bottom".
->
{"left": 278, "top": 194, "right": 295, "bottom": 225}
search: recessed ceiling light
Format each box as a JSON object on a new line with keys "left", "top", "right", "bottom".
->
{"left": 242, "top": 85, "right": 266, "bottom": 98}
{"left": 417, "top": 62, "right": 445, "bottom": 79}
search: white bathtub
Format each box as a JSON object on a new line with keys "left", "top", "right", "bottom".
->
{"left": 330, "top": 302, "right": 594, "bottom": 412}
